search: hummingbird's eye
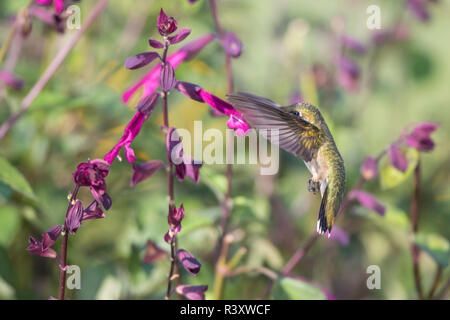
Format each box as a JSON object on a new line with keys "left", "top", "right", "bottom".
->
{"left": 290, "top": 111, "right": 301, "bottom": 118}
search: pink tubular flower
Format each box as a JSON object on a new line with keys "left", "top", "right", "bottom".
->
{"left": 27, "top": 225, "right": 62, "bottom": 259}
{"left": 348, "top": 190, "right": 386, "bottom": 216}
{"left": 103, "top": 112, "right": 149, "bottom": 164}
{"left": 35, "top": 0, "right": 64, "bottom": 15}
{"left": 176, "top": 81, "right": 251, "bottom": 136}
{"left": 122, "top": 34, "right": 215, "bottom": 104}
{"left": 360, "top": 156, "right": 378, "bottom": 180}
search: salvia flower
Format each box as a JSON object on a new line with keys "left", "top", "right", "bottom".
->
{"left": 136, "top": 92, "right": 160, "bottom": 114}
{"left": 164, "top": 204, "right": 185, "bottom": 243}
{"left": 166, "top": 127, "right": 203, "bottom": 183}
{"left": 130, "top": 160, "right": 164, "bottom": 186}
{"left": 65, "top": 200, "right": 83, "bottom": 235}
{"left": 220, "top": 31, "right": 243, "bottom": 58}
{"left": 35, "top": 0, "right": 64, "bottom": 15}
{"left": 177, "top": 249, "right": 202, "bottom": 275}
{"left": 327, "top": 226, "right": 350, "bottom": 246}
{"left": 349, "top": 190, "right": 386, "bottom": 216}
{"left": 29, "top": 5, "right": 65, "bottom": 33}
{"left": 405, "top": 122, "right": 439, "bottom": 151}
{"left": 341, "top": 35, "right": 367, "bottom": 55}
{"left": 73, "top": 159, "right": 112, "bottom": 210}
{"left": 157, "top": 9, "right": 178, "bottom": 36}
{"left": 27, "top": 225, "right": 62, "bottom": 259}
{"left": 82, "top": 201, "right": 105, "bottom": 220}
{"left": 389, "top": 144, "right": 408, "bottom": 172}
{"left": 0, "top": 71, "right": 24, "bottom": 90}
{"left": 159, "top": 62, "right": 177, "bottom": 91}
{"left": 360, "top": 156, "right": 378, "bottom": 180}
{"left": 175, "top": 285, "right": 208, "bottom": 300}
{"left": 143, "top": 240, "right": 167, "bottom": 263}
{"left": 338, "top": 57, "right": 360, "bottom": 91}
{"left": 125, "top": 52, "right": 160, "bottom": 70}
{"left": 175, "top": 81, "right": 251, "bottom": 136}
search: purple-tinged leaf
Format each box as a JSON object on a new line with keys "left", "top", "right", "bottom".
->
{"left": 405, "top": 122, "right": 439, "bottom": 151}
{"left": 184, "top": 156, "right": 202, "bottom": 184}
{"left": 168, "top": 28, "right": 191, "bottom": 45}
{"left": 125, "top": 52, "right": 160, "bottom": 70}
{"left": 148, "top": 38, "right": 164, "bottom": 49}
{"left": 175, "top": 285, "right": 208, "bottom": 300}
{"left": 177, "top": 249, "right": 202, "bottom": 275}
{"left": 220, "top": 31, "right": 243, "bottom": 58}
{"left": 159, "top": 62, "right": 177, "bottom": 91}
{"left": 131, "top": 160, "right": 164, "bottom": 186}
{"left": 42, "top": 225, "right": 62, "bottom": 250}
{"left": 360, "top": 156, "right": 378, "bottom": 180}
{"left": 389, "top": 145, "right": 408, "bottom": 172}
{"left": 142, "top": 240, "right": 167, "bottom": 263}
{"left": 136, "top": 92, "right": 160, "bottom": 114}
{"left": 65, "top": 200, "right": 83, "bottom": 235}
{"left": 349, "top": 190, "right": 386, "bottom": 216}
{"left": 90, "top": 186, "right": 112, "bottom": 210}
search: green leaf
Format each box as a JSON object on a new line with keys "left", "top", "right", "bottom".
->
{"left": 379, "top": 147, "right": 418, "bottom": 190}
{"left": 0, "top": 156, "right": 34, "bottom": 199}
{"left": 384, "top": 205, "right": 410, "bottom": 229}
{"left": 272, "top": 277, "right": 327, "bottom": 300}
{"left": 414, "top": 233, "right": 449, "bottom": 267}
{"left": 0, "top": 206, "right": 21, "bottom": 247}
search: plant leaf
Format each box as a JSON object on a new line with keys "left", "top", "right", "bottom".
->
{"left": 272, "top": 277, "right": 327, "bottom": 300}
{"left": 414, "top": 233, "right": 449, "bottom": 267}
{"left": 0, "top": 156, "right": 34, "bottom": 199}
{"left": 379, "top": 147, "right": 419, "bottom": 189}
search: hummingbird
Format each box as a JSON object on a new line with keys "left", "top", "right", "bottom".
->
{"left": 227, "top": 92, "right": 346, "bottom": 237}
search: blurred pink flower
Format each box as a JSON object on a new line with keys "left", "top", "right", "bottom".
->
{"left": 0, "top": 71, "right": 23, "bottom": 90}
{"left": 360, "top": 156, "right": 378, "bottom": 180}
{"left": 35, "top": 0, "right": 64, "bottom": 15}
{"left": 348, "top": 190, "right": 386, "bottom": 216}
{"left": 405, "top": 122, "right": 439, "bottom": 151}
{"left": 157, "top": 9, "right": 178, "bottom": 36}
{"left": 389, "top": 144, "right": 408, "bottom": 172}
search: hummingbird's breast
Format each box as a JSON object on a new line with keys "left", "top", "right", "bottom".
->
{"left": 303, "top": 148, "right": 329, "bottom": 196}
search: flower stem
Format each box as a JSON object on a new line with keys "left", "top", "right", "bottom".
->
{"left": 58, "top": 184, "right": 80, "bottom": 300}
{"left": 0, "top": 0, "right": 110, "bottom": 141}
{"left": 427, "top": 266, "right": 443, "bottom": 299}
{"left": 410, "top": 161, "right": 424, "bottom": 299}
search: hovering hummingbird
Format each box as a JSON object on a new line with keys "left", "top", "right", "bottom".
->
{"left": 227, "top": 92, "right": 346, "bottom": 237}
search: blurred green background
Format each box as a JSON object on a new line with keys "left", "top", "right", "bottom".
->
{"left": 0, "top": 0, "right": 448, "bottom": 300}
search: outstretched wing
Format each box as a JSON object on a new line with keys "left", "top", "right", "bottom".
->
{"left": 227, "top": 92, "right": 324, "bottom": 162}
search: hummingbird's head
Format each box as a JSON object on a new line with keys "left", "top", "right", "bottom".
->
{"left": 291, "top": 102, "right": 325, "bottom": 128}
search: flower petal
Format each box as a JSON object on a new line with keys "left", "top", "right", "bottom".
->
{"left": 389, "top": 145, "right": 408, "bottom": 172}
{"left": 65, "top": 200, "right": 83, "bottom": 235}
{"left": 159, "top": 62, "right": 177, "bottom": 91}
{"left": 168, "top": 28, "right": 191, "bottom": 45}
{"left": 175, "top": 285, "right": 208, "bottom": 300}
{"left": 0, "top": 71, "right": 24, "bottom": 90}
{"left": 148, "top": 38, "right": 164, "bottom": 49}
{"left": 131, "top": 160, "right": 164, "bottom": 186}
{"left": 220, "top": 32, "right": 243, "bottom": 58}
{"left": 177, "top": 249, "right": 202, "bottom": 275}
{"left": 349, "top": 190, "right": 386, "bottom": 216}
{"left": 125, "top": 52, "right": 160, "bottom": 70}
{"left": 360, "top": 156, "right": 378, "bottom": 180}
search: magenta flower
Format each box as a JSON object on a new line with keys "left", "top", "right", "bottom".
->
{"left": 338, "top": 57, "right": 360, "bottom": 91}
{"left": 0, "top": 71, "right": 24, "bottom": 90}
{"left": 175, "top": 285, "right": 208, "bottom": 300}
{"left": 220, "top": 31, "right": 243, "bottom": 58}
{"left": 130, "top": 160, "right": 164, "bottom": 187}
{"left": 168, "top": 28, "right": 192, "bottom": 45}
{"left": 103, "top": 112, "right": 149, "bottom": 164}
{"left": 177, "top": 249, "right": 202, "bottom": 275}
{"left": 360, "top": 156, "right": 378, "bottom": 180}
{"left": 35, "top": 0, "right": 64, "bottom": 15}
{"left": 27, "top": 236, "right": 58, "bottom": 258}
{"left": 349, "top": 190, "right": 386, "bottom": 216}
{"left": 326, "top": 226, "right": 350, "bottom": 246}
{"left": 176, "top": 81, "right": 251, "bottom": 136}
{"left": 341, "top": 35, "right": 367, "bottom": 55}
{"left": 389, "top": 144, "right": 408, "bottom": 172}
{"left": 73, "top": 159, "right": 112, "bottom": 210}
{"left": 142, "top": 240, "right": 168, "bottom": 264}
{"left": 157, "top": 9, "right": 178, "bottom": 36}
{"left": 29, "top": 5, "right": 65, "bottom": 33}
{"left": 166, "top": 127, "right": 203, "bottom": 183}
{"left": 405, "top": 122, "right": 439, "bottom": 151}
{"left": 136, "top": 92, "right": 160, "bottom": 114}
{"left": 406, "top": 0, "right": 431, "bottom": 22}
{"left": 164, "top": 204, "right": 185, "bottom": 243}
{"left": 122, "top": 34, "right": 215, "bottom": 103}
{"left": 65, "top": 200, "right": 83, "bottom": 235}
{"left": 82, "top": 201, "right": 105, "bottom": 221}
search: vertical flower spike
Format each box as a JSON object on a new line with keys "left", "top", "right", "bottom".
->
{"left": 157, "top": 9, "right": 178, "bottom": 36}
{"left": 360, "top": 156, "right": 378, "bottom": 180}
{"left": 388, "top": 145, "right": 408, "bottom": 172}
{"left": 177, "top": 249, "right": 202, "bottom": 275}
{"left": 65, "top": 200, "right": 83, "bottom": 235}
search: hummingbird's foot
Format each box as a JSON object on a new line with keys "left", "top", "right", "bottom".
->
{"left": 307, "top": 178, "right": 320, "bottom": 194}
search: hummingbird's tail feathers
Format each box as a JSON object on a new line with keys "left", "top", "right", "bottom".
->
{"left": 317, "top": 186, "right": 332, "bottom": 237}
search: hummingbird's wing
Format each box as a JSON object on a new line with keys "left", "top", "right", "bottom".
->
{"left": 227, "top": 92, "right": 324, "bottom": 162}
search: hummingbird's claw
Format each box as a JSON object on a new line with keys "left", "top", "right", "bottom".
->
{"left": 307, "top": 178, "right": 320, "bottom": 194}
